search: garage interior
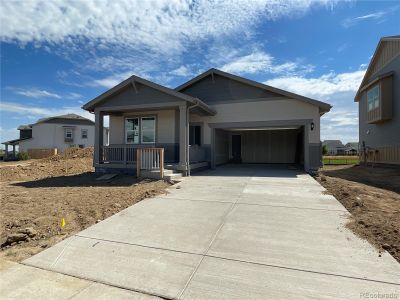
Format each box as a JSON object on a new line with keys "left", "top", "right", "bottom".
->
{"left": 214, "top": 127, "right": 305, "bottom": 168}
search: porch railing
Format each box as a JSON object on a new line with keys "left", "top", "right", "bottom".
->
{"left": 136, "top": 148, "right": 164, "bottom": 178}
{"left": 102, "top": 145, "right": 137, "bottom": 164}
{"left": 101, "top": 145, "right": 164, "bottom": 178}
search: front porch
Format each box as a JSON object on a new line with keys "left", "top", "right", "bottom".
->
{"left": 97, "top": 144, "right": 209, "bottom": 174}
{"left": 82, "top": 75, "right": 215, "bottom": 177}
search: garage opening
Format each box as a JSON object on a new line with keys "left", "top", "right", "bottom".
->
{"left": 214, "top": 127, "right": 304, "bottom": 168}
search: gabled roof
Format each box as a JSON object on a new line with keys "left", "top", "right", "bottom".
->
{"left": 82, "top": 75, "right": 216, "bottom": 115}
{"left": 355, "top": 35, "right": 400, "bottom": 101}
{"left": 322, "top": 140, "right": 344, "bottom": 147}
{"left": 35, "top": 113, "right": 94, "bottom": 125}
{"left": 175, "top": 68, "right": 332, "bottom": 114}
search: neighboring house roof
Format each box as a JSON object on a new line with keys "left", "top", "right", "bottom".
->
{"left": 345, "top": 142, "right": 359, "bottom": 148}
{"left": 82, "top": 75, "right": 216, "bottom": 115}
{"left": 17, "top": 124, "right": 32, "bottom": 130}
{"left": 355, "top": 35, "right": 400, "bottom": 101}
{"left": 1, "top": 137, "right": 31, "bottom": 145}
{"left": 322, "top": 140, "right": 344, "bottom": 148}
{"left": 175, "top": 68, "right": 332, "bottom": 114}
{"left": 35, "top": 113, "right": 94, "bottom": 125}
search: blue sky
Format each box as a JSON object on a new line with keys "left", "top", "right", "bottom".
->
{"left": 1, "top": 0, "right": 399, "bottom": 147}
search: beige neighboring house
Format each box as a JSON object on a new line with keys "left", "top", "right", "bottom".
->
{"left": 322, "top": 140, "right": 346, "bottom": 155}
{"left": 355, "top": 36, "right": 400, "bottom": 165}
{"left": 2, "top": 114, "right": 109, "bottom": 160}
{"left": 83, "top": 68, "right": 331, "bottom": 176}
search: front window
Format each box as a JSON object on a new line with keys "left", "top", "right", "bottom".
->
{"left": 81, "top": 129, "right": 88, "bottom": 139}
{"left": 141, "top": 117, "right": 156, "bottom": 143}
{"left": 65, "top": 128, "right": 73, "bottom": 139}
{"left": 367, "top": 84, "right": 380, "bottom": 111}
{"left": 125, "top": 118, "right": 139, "bottom": 144}
{"left": 189, "top": 125, "right": 201, "bottom": 146}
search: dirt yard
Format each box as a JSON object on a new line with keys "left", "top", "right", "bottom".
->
{"left": 0, "top": 148, "right": 171, "bottom": 262}
{"left": 316, "top": 164, "right": 400, "bottom": 263}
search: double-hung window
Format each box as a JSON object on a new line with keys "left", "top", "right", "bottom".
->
{"left": 367, "top": 84, "right": 380, "bottom": 111}
{"left": 141, "top": 117, "right": 156, "bottom": 144}
{"left": 125, "top": 118, "right": 139, "bottom": 144}
{"left": 81, "top": 129, "right": 88, "bottom": 139}
{"left": 65, "top": 128, "right": 73, "bottom": 141}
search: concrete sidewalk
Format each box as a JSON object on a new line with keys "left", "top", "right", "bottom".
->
{"left": 11, "top": 165, "right": 400, "bottom": 299}
{"left": 0, "top": 260, "right": 159, "bottom": 299}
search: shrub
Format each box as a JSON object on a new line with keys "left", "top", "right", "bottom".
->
{"left": 322, "top": 144, "right": 328, "bottom": 155}
{"left": 17, "top": 152, "right": 30, "bottom": 160}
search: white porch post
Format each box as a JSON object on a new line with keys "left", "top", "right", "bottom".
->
{"left": 179, "top": 104, "right": 188, "bottom": 175}
{"left": 94, "top": 110, "right": 104, "bottom": 166}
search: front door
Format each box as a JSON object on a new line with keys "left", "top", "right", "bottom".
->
{"left": 232, "top": 135, "right": 242, "bottom": 163}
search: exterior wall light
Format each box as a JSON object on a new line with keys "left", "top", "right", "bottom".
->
{"left": 310, "top": 122, "right": 315, "bottom": 131}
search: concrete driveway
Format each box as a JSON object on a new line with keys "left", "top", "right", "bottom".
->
{"left": 24, "top": 165, "right": 400, "bottom": 299}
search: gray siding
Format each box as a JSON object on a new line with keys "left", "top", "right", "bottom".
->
{"left": 180, "top": 74, "right": 283, "bottom": 104}
{"left": 309, "top": 143, "right": 322, "bottom": 170}
{"left": 215, "top": 129, "right": 230, "bottom": 165}
{"left": 97, "top": 82, "right": 184, "bottom": 108}
{"left": 359, "top": 55, "right": 400, "bottom": 148}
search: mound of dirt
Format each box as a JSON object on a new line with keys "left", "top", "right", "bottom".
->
{"left": 0, "top": 146, "right": 171, "bottom": 262}
{"left": 44, "top": 147, "right": 94, "bottom": 161}
{"left": 0, "top": 148, "right": 94, "bottom": 182}
{"left": 316, "top": 165, "right": 400, "bottom": 263}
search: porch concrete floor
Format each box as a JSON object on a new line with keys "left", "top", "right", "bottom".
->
{"left": 19, "top": 165, "right": 400, "bottom": 299}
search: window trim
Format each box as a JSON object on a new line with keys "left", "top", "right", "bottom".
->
{"left": 140, "top": 116, "right": 156, "bottom": 144}
{"left": 367, "top": 83, "right": 380, "bottom": 112}
{"left": 81, "top": 129, "right": 88, "bottom": 139}
{"left": 65, "top": 128, "right": 73, "bottom": 139}
{"left": 125, "top": 117, "right": 140, "bottom": 144}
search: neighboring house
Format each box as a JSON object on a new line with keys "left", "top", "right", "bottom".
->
{"left": 322, "top": 140, "right": 346, "bottom": 155}
{"left": 355, "top": 35, "right": 400, "bottom": 165}
{"left": 344, "top": 142, "right": 359, "bottom": 155}
{"left": 2, "top": 113, "right": 109, "bottom": 159}
{"left": 83, "top": 68, "right": 331, "bottom": 175}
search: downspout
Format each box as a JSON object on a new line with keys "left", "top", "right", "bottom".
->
{"left": 186, "top": 101, "right": 200, "bottom": 176}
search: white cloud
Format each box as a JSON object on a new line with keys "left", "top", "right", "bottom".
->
{"left": 265, "top": 69, "right": 366, "bottom": 143}
{"left": 170, "top": 66, "right": 193, "bottom": 77}
{"left": 92, "top": 72, "right": 137, "bottom": 89}
{"left": 219, "top": 50, "right": 314, "bottom": 75}
{"left": 65, "top": 92, "right": 82, "bottom": 100}
{"left": 221, "top": 52, "right": 274, "bottom": 74}
{"left": 0, "top": 101, "right": 93, "bottom": 121}
{"left": 342, "top": 6, "right": 399, "bottom": 28}
{"left": 1, "top": 0, "right": 338, "bottom": 56}
{"left": 15, "top": 89, "right": 61, "bottom": 99}
{"left": 265, "top": 69, "right": 365, "bottom": 98}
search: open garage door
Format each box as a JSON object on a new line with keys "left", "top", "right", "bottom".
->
{"left": 212, "top": 126, "right": 305, "bottom": 168}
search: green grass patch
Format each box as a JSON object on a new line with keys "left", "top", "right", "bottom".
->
{"left": 323, "top": 158, "right": 359, "bottom": 165}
